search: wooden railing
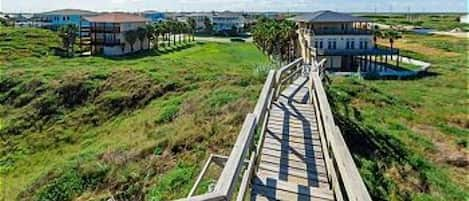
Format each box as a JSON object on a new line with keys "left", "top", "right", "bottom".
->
{"left": 309, "top": 59, "right": 373, "bottom": 201}
{"left": 179, "top": 58, "right": 372, "bottom": 201}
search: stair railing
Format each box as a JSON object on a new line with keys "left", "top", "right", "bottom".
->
{"left": 309, "top": 59, "right": 373, "bottom": 201}
{"left": 179, "top": 58, "right": 305, "bottom": 201}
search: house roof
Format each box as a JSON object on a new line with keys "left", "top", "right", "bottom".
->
{"left": 292, "top": 10, "right": 369, "bottom": 23}
{"left": 84, "top": 13, "right": 149, "bottom": 23}
{"left": 40, "top": 9, "right": 98, "bottom": 16}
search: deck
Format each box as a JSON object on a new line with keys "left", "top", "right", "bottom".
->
{"left": 251, "top": 77, "right": 334, "bottom": 201}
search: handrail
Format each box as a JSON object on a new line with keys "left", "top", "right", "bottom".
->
{"left": 310, "top": 69, "right": 372, "bottom": 201}
{"left": 180, "top": 57, "right": 371, "bottom": 201}
{"left": 180, "top": 61, "right": 301, "bottom": 201}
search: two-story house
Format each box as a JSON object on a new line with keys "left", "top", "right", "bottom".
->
{"left": 84, "top": 13, "right": 149, "bottom": 56}
{"left": 39, "top": 9, "right": 97, "bottom": 30}
{"left": 294, "top": 11, "right": 399, "bottom": 72}
{"left": 212, "top": 14, "right": 245, "bottom": 33}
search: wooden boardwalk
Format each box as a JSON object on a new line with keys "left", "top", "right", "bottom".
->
{"left": 251, "top": 77, "right": 334, "bottom": 201}
{"left": 181, "top": 59, "right": 372, "bottom": 201}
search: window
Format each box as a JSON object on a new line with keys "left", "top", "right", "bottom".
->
{"left": 327, "top": 41, "right": 332, "bottom": 49}
{"left": 63, "top": 16, "right": 66, "bottom": 21}
{"left": 351, "top": 41, "right": 355, "bottom": 49}
{"left": 364, "top": 41, "right": 369, "bottom": 49}
{"left": 359, "top": 41, "right": 364, "bottom": 49}
{"left": 314, "top": 40, "right": 318, "bottom": 48}
{"left": 319, "top": 40, "right": 323, "bottom": 49}
{"left": 333, "top": 41, "right": 337, "bottom": 49}
{"left": 346, "top": 41, "right": 350, "bottom": 49}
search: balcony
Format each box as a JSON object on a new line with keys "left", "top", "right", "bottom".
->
{"left": 91, "top": 39, "right": 122, "bottom": 46}
{"left": 307, "top": 28, "right": 372, "bottom": 35}
{"left": 311, "top": 47, "right": 399, "bottom": 56}
{"left": 90, "top": 27, "right": 121, "bottom": 33}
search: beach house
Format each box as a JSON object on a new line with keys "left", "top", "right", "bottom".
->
{"left": 84, "top": 13, "right": 149, "bottom": 56}
{"left": 294, "top": 11, "right": 400, "bottom": 72}
{"left": 38, "top": 9, "right": 97, "bottom": 30}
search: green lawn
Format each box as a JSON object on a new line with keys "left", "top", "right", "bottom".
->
{"left": 329, "top": 33, "right": 469, "bottom": 200}
{"left": 0, "top": 27, "right": 271, "bottom": 201}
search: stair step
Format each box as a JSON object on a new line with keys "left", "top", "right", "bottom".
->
{"left": 252, "top": 175, "right": 334, "bottom": 201}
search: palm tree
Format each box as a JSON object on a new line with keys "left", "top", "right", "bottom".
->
{"left": 153, "top": 23, "right": 163, "bottom": 50}
{"left": 203, "top": 16, "right": 213, "bottom": 34}
{"left": 124, "top": 30, "right": 138, "bottom": 53}
{"left": 163, "top": 21, "right": 172, "bottom": 47}
{"left": 252, "top": 18, "right": 298, "bottom": 62}
{"left": 136, "top": 27, "right": 147, "bottom": 51}
{"left": 145, "top": 24, "right": 155, "bottom": 50}
{"left": 187, "top": 17, "right": 197, "bottom": 41}
{"left": 58, "top": 24, "right": 78, "bottom": 57}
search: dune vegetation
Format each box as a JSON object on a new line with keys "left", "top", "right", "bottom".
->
{"left": 329, "top": 33, "right": 469, "bottom": 200}
{"left": 0, "top": 27, "right": 271, "bottom": 201}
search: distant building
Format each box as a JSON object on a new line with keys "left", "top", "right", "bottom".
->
{"left": 293, "top": 10, "right": 400, "bottom": 72}
{"left": 38, "top": 9, "right": 98, "bottom": 29}
{"left": 182, "top": 12, "right": 245, "bottom": 34}
{"left": 460, "top": 14, "right": 469, "bottom": 24}
{"left": 212, "top": 14, "right": 245, "bottom": 33}
{"left": 84, "top": 13, "right": 149, "bottom": 56}
{"left": 185, "top": 13, "right": 212, "bottom": 32}
{"left": 141, "top": 11, "right": 165, "bottom": 22}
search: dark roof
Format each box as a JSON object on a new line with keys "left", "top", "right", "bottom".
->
{"left": 292, "top": 10, "right": 369, "bottom": 23}
{"left": 84, "top": 13, "right": 148, "bottom": 23}
{"left": 40, "top": 9, "right": 98, "bottom": 16}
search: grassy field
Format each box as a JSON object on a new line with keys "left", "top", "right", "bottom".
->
{"left": 0, "top": 27, "right": 271, "bottom": 201}
{"left": 329, "top": 33, "right": 469, "bottom": 200}
{"left": 363, "top": 14, "right": 469, "bottom": 31}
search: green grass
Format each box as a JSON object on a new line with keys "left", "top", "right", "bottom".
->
{"left": 0, "top": 27, "right": 271, "bottom": 201}
{"left": 364, "top": 14, "right": 469, "bottom": 31}
{"left": 329, "top": 33, "right": 469, "bottom": 200}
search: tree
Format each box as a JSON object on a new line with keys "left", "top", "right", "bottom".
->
{"left": 153, "top": 23, "right": 163, "bottom": 50}
{"left": 124, "top": 30, "right": 138, "bottom": 53}
{"left": 187, "top": 17, "right": 197, "bottom": 41}
{"left": 252, "top": 18, "right": 298, "bottom": 62}
{"left": 136, "top": 27, "right": 147, "bottom": 51}
{"left": 145, "top": 24, "right": 155, "bottom": 50}
{"left": 203, "top": 16, "right": 213, "bottom": 34}
{"left": 58, "top": 24, "right": 78, "bottom": 57}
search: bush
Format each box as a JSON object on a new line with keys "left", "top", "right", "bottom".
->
{"left": 230, "top": 38, "right": 245, "bottom": 42}
{"left": 147, "top": 164, "right": 196, "bottom": 201}
{"left": 35, "top": 163, "right": 108, "bottom": 201}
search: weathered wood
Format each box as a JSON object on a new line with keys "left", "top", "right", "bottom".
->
{"left": 188, "top": 154, "right": 215, "bottom": 198}
{"left": 311, "top": 72, "right": 372, "bottom": 201}
{"left": 256, "top": 169, "right": 330, "bottom": 188}
{"left": 214, "top": 114, "right": 257, "bottom": 199}
{"left": 253, "top": 176, "right": 334, "bottom": 200}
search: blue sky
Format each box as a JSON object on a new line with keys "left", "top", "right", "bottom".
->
{"left": 1, "top": 0, "right": 467, "bottom": 13}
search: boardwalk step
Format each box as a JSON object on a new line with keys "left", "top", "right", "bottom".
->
{"left": 264, "top": 132, "right": 321, "bottom": 144}
{"left": 267, "top": 121, "right": 318, "bottom": 130}
{"left": 260, "top": 154, "right": 327, "bottom": 173}
{"left": 263, "top": 137, "right": 322, "bottom": 149}
{"left": 256, "top": 170, "right": 330, "bottom": 188}
{"left": 265, "top": 129, "right": 320, "bottom": 140}
{"left": 262, "top": 142, "right": 323, "bottom": 158}
{"left": 252, "top": 176, "right": 334, "bottom": 201}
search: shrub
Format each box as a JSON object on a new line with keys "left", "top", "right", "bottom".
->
{"left": 35, "top": 163, "right": 108, "bottom": 201}
{"left": 147, "top": 164, "right": 196, "bottom": 201}
{"left": 155, "top": 99, "right": 181, "bottom": 124}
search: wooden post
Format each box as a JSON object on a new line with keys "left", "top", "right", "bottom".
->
{"left": 396, "top": 50, "right": 400, "bottom": 68}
